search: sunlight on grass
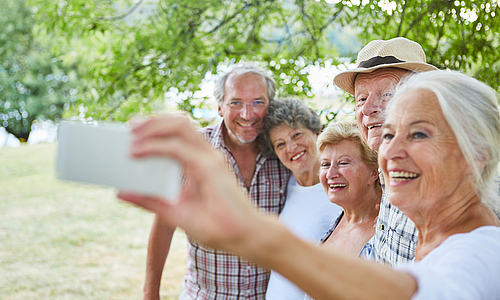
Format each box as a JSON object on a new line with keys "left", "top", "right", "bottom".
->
{"left": 0, "top": 143, "right": 187, "bottom": 299}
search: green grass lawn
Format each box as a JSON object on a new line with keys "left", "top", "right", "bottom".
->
{"left": 0, "top": 143, "right": 187, "bottom": 299}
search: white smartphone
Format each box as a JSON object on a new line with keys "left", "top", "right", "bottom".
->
{"left": 56, "top": 121, "right": 182, "bottom": 199}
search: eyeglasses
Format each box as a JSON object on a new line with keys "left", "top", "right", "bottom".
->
{"left": 226, "top": 100, "right": 268, "bottom": 112}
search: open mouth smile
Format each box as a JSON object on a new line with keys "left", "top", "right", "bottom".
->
{"left": 291, "top": 151, "right": 305, "bottom": 161}
{"left": 389, "top": 171, "right": 420, "bottom": 181}
{"left": 367, "top": 123, "right": 382, "bottom": 130}
{"left": 238, "top": 122, "right": 255, "bottom": 128}
{"left": 329, "top": 183, "right": 347, "bottom": 189}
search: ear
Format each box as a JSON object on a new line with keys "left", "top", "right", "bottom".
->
{"left": 218, "top": 105, "right": 223, "bottom": 118}
{"left": 463, "top": 148, "right": 489, "bottom": 177}
{"left": 367, "top": 169, "right": 379, "bottom": 185}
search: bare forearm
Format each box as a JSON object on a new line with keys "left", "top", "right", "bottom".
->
{"left": 238, "top": 215, "right": 417, "bottom": 300}
{"left": 143, "top": 215, "right": 176, "bottom": 299}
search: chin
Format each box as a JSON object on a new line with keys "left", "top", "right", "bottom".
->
{"left": 387, "top": 193, "right": 409, "bottom": 211}
{"left": 368, "top": 139, "right": 382, "bottom": 152}
{"left": 237, "top": 135, "right": 258, "bottom": 144}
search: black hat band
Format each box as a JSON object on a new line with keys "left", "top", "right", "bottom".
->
{"left": 358, "top": 56, "right": 405, "bottom": 69}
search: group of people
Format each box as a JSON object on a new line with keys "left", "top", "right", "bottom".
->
{"left": 118, "top": 37, "right": 500, "bottom": 300}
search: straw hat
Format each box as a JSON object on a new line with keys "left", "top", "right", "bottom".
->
{"left": 334, "top": 37, "right": 438, "bottom": 95}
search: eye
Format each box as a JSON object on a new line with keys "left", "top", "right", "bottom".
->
{"left": 229, "top": 101, "right": 243, "bottom": 107}
{"left": 411, "top": 131, "right": 428, "bottom": 139}
{"left": 338, "top": 161, "right": 349, "bottom": 166}
{"left": 293, "top": 132, "right": 302, "bottom": 139}
{"left": 356, "top": 97, "right": 367, "bottom": 106}
{"left": 251, "top": 100, "right": 266, "bottom": 107}
{"left": 275, "top": 142, "right": 285, "bottom": 149}
{"left": 321, "top": 162, "right": 331, "bottom": 168}
{"left": 381, "top": 91, "right": 393, "bottom": 99}
{"left": 382, "top": 133, "right": 394, "bottom": 140}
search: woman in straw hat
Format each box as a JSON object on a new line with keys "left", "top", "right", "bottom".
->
{"left": 119, "top": 70, "right": 500, "bottom": 299}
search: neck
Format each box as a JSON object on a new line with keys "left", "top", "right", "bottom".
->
{"left": 223, "top": 127, "right": 260, "bottom": 155}
{"left": 294, "top": 160, "right": 321, "bottom": 187}
{"left": 341, "top": 186, "right": 381, "bottom": 224}
{"left": 409, "top": 192, "right": 500, "bottom": 260}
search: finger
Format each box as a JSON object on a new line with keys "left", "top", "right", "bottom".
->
{"left": 117, "top": 192, "right": 176, "bottom": 219}
{"left": 132, "top": 116, "right": 211, "bottom": 156}
{"left": 132, "top": 115, "right": 195, "bottom": 141}
{"left": 132, "top": 135, "right": 228, "bottom": 185}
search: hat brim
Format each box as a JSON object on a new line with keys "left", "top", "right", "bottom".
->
{"left": 334, "top": 62, "right": 438, "bottom": 95}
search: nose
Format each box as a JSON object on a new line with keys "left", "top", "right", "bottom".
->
{"left": 361, "top": 93, "right": 383, "bottom": 117}
{"left": 379, "top": 134, "right": 407, "bottom": 162}
{"left": 287, "top": 140, "right": 297, "bottom": 153}
{"left": 326, "top": 165, "right": 340, "bottom": 180}
{"left": 240, "top": 105, "right": 253, "bottom": 119}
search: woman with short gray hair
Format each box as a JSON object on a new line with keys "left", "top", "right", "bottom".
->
{"left": 261, "top": 98, "right": 342, "bottom": 300}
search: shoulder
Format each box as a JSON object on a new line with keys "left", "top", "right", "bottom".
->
{"left": 261, "top": 153, "right": 291, "bottom": 176}
{"left": 198, "top": 123, "right": 219, "bottom": 139}
{"left": 396, "top": 226, "right": 500, "bottom": 300}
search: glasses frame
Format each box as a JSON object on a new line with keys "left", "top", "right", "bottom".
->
{"left": 225, "top": 99, "right": 268, "bottom": 112}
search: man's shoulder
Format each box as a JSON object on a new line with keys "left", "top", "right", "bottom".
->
{"left": 197, "top": 122, "right": 223, "bottom": 146}
{"left": 197, "top": 123, "right": 219, "bottom": 136}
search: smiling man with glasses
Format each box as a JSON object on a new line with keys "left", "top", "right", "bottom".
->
{"left": 143, "top": 64, "right": 291, "bottom": 300}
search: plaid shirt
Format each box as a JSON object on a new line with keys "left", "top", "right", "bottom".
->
{"left": 373, "top": 172, "right": 418, "bottom": 266}
{"left": 183, "top": 121, "right": 291, "bottom": 299}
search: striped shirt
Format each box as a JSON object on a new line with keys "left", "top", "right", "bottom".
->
{"left": 183, "top": 121, "right": 291, "bottom": 299}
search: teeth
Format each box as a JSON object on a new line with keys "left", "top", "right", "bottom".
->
{"left": 239, "top": 123, "right": 252, "bottom": 127}
{"left": 291, "top": 151, "right": 305, "bottom": 161}
{"left": 329, "top": 183, "right": 347, "bottom": 188}
{"left": 367, "top": 124, "right": 382, "bottom": 129}
{"left": 388, "top": 171, "right": 419, "bottom": 181}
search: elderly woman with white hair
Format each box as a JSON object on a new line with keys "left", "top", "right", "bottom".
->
{"left": 119, "top": 70, "right": 500, "bottom": 299}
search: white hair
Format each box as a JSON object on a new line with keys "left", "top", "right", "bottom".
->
{"left": 389, "top": 70, "right": 500, "bottom": 211}
{"left": 213, "top": 64, "right": 276, "bottom": 106}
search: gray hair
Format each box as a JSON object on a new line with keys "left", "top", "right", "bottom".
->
{"left": 213, "top": 64, "right": 276, "bottom": 106}
{"left": 260, "top": 98, "right": 322, "bottom": 157}
{"left": 390, "top": 70, "right": 500, "bottom": 211}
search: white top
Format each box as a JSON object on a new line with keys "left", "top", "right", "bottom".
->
{"left": 396, "top": 226, "right": 500, "bottom": 300}
{"left": 266, "top": 174, "right": 342, "bottom": 300}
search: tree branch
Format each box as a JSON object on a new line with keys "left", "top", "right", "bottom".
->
{"left": 97, "top": 0, "right": 145, "bottom": 21}
{"left": 396, "top": 1, "right": 407, "bottom": 36}
{"left": 204, "top": 2, "right": 254, "bottom": 35}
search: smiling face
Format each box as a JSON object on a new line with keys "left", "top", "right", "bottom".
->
{"left": 354, "top": 68, "right": 410, "bottom": 151}
{"left": 270, "top": 123, "right": 319, "bottom": 177}
{"left": 319, "top": 140, "right": 378, "bottom": 207}
{"left": 218, "top": 72, "right": 269, "bottom": 145}
{"left": 378, "top": 89, "right": 470, "bottom": 213}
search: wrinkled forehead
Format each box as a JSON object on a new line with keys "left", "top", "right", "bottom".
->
{"left": 385, "top": 88, "right": 442, "bottom": 124}
{"left": 226, "top": 72, "right": 267, "bottom": 89}
{"left": 354, "top": 68, "right": 410, "bottom": 95}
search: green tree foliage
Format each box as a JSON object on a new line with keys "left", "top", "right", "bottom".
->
{"left": 29, "top": 0, "right": 347, "bottom": 122}
{"left": 0, "top": 0, "right": 81, "bottom": 142}
{"left": 346, "top": 0, "right": 499, "bottom": 92}
{"left": 21, "top": 0, "right": 500, "bottom": 129}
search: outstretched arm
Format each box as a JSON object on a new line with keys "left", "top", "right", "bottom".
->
{"left": 118, "top": 115, "right": 417, "bottom": 300}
